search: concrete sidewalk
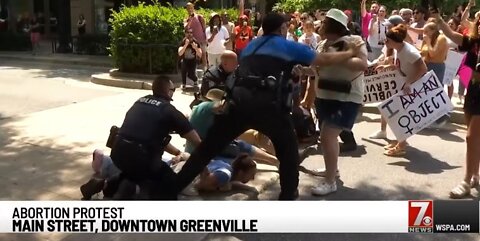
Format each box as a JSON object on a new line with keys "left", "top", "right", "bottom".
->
{"left": 0, "top": 51, "right": 112, "bottom": 68}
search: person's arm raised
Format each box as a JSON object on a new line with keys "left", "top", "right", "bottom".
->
{"left": 434, "top": 15, "right": 464, "bottom": 46}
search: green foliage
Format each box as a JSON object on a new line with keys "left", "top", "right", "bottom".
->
{"left": 273, "top": 0, "right": 468, "bottom": 16}
{"left": 109, "top": 2, "right": 239, "bottom": 74}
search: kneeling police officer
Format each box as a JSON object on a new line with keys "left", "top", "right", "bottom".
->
{"left": 111, "top": 76, "right": 201, "bottom": 200}
{"left": 175, "top": 13, "right": 364, "bottom": 200}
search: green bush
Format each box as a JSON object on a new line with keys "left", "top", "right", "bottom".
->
{"left": 109, "top": 2, "right": 239, "bottom": 74}
{"left": 0, "top": 32, "right": 31, "bottom": 51}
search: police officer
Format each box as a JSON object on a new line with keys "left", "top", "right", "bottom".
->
{"left": 110, "top": 76, "right": 201, "bottom": 200}
{"left": 189, "top": 50, "right": 237, "bottom": 109}
{"left": 175, "top": 13, "right": 364, "bottom": 200}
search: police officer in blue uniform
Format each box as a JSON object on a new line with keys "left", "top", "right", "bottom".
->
{"left": 175, "top": 13, "right": 363, "bottom": 200}
{"left": 110, "top": 76, "right": 201, "bottom": 200}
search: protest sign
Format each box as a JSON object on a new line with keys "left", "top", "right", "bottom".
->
{"left": 443, "top": 50, "right": 464, "bottom": 86}
{"left": 377, "top": 71, "right": 454, "bottom": 142}
{"left": 363, "top": 70, "right": 406, "bottom": 104}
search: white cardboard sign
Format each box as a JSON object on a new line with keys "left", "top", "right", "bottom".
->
{"left": 377, "top": 71, "right": 454, "bottom": 141}
{"left": 443, "top": 50, "right": 464, "bottom": 86}
{"left": 363, "top": 69, "right": 406, "bottom": 104}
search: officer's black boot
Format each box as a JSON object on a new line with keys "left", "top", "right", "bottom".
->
{"left": 278, "top": 189, "right": 299, "bottom": 200}
{"left": 113, "top": 179, "right": 137, "bottom": 200}
{"left": 102, "top": 175, "right": 122, "bottom": 199}
{"left": 80, "top": 178, "right": 105, "bottom": 200}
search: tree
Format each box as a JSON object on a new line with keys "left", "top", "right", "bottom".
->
{"left": 272, "top": 0, "right": 469, "bottom": 16}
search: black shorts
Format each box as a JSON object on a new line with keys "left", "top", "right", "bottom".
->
{"left": 464, "top": 78, "right": 480, "bottom": 116}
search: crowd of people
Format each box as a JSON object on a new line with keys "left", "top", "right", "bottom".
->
{"left": 80, "top": 0, "right": 480, "bottom": 200}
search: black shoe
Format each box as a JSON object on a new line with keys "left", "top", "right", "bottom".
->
{"left": 278, "top": 189, "right": 299, "bottom": 200}
{"left": 298, "top": 145, "right": 317, "bottom": 164}
{"left": 339, "top": 143, "right": 357, "bottom": 153}
{"left": 80, "top": 178, "right": 105, "bottom": 200}
{"left": 113, "top": 180, "right": 137, "bottom": 200}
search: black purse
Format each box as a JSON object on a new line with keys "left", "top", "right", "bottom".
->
{"left": 317, "top": 79, "right": 353, "bottom": 93}
{"left": 317, "top": 73, "right": 362, "bottom": 94}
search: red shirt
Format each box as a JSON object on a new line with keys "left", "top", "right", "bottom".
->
{"left": 235, "top": 25, "right": 253, "bottom": 50}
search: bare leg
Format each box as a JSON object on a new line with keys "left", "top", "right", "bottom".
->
{"left": 381, "top": 117, "right": 387, "bottom": 132}
{"left": 251, "top": 146, "right": 279, "bottom": 167}
{"left": 464, "top": 115, "right": 480, "bottom": 183}
{"left": 448, "top": 84, "right": 454, "bottom": 99}
{"left": 320, "top": 124, "right": 342, "bottom": 184}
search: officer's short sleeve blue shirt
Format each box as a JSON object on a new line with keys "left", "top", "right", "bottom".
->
{"left": 240, "top": 35, "right": 316, "bottom": 65}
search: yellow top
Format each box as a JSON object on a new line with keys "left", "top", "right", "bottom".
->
{"left": 420, "top": 34, "right": 449, "bottom": 63}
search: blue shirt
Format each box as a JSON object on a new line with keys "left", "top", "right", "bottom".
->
{"left": 207, "top": 159, "right": 234, "bottom": 186}
{"left": 240, "top": 35, "right": 316, "bottom": 65}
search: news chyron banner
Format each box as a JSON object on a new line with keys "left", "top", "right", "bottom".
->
{"left": 0, "top": 201, "right": 478, "bottom": 233}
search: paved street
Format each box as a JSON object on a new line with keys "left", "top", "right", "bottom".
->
{"left": 0, "top": 60, "right": 478, "bottom": 241}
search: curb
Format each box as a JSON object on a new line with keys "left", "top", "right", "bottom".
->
{"left": 0, "top": 54, "right": 112, "bottom": 68}
{"left": 91, "top": 73, "right": 152, "bottom": 90}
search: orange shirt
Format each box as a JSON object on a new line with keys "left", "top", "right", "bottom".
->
{"left": 235, "top": 25, "right": 253, "bottom": 50}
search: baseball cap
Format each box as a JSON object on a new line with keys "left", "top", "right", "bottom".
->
{"left": 385, "top": 15, "right": 404, "bottom": 26}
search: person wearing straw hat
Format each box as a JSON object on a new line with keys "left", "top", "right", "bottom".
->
{"left": 295, "top": 8, "right": 368, "bottom": 196}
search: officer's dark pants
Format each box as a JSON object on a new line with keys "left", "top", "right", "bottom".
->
{"left": 181, "top": 59, "right": 197, "bottom": 86}
{"left": 176, "top": 88, "right": 300, "bottom": 200}
{"left": 110, "top": 138, "right": 177, "bottom": 200}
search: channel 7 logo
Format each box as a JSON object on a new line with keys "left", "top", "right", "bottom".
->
{"left": 408, "top": 200, "right": 433, "bottom": 232}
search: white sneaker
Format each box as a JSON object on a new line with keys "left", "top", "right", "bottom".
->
{"left": 369, "top": 130, "right": 387, "bottom": 139}
{"left": 312, "top": 181, "right": 337, "bottom": 196}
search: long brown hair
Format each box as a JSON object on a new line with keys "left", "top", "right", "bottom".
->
{"left": 469, "top": 15, "right": 480, "bottom": 39}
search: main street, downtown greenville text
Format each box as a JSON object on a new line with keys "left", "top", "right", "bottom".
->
{"left": 11, "top": 207, "right": 258, "bottom": 233}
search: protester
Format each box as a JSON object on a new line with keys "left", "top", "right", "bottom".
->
{"left": 298, "top": 21, "right": 321, "bottom": 50}
{"left": 185, "top": 2, "right": 207, "bottom": 69}
{"left": 221, "top": 12, "right": 235, "bottom": 51}
{"left": 376, "top": 24, "right": 427, "bottom": 156}
{"left": 399, "top": 8, "right": 413, "bottom": 25}
{"left": 367, "top": 5, "right": 388, "bottom": 61}
{"left": 205, "top": 13, "right": 230, "bottom": 66}
{"left": 434, "top": 12, "right": 480, "bottom": 198}
{"left": 234, "top": 15, "right": 253, "bottom": 56}
{"left": 361, "top": 0, "right": 379, "bottom": 40}
{"left": 344, "top": 10, "right": 362, "bottom": 36}
{"left": 421, "top": 22, "right": 450, "bottom": 127}
{"left": 296, "top": 9, "right": 368, "bottom": 195}
{"left": 178, "top": 28, "right": 202, "bottom": 90}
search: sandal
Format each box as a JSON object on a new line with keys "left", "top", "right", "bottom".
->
{"left": 383, "top": 146, "right": 406, "bottom": 157}
{"left": 471, "top": 175, "right": 480, "bottom": 188}
{"left": 383, "top": 142, "right": 397, "bottom": 150}
{"left": 449, "top": 181, "right": 471, "bottom": 199}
